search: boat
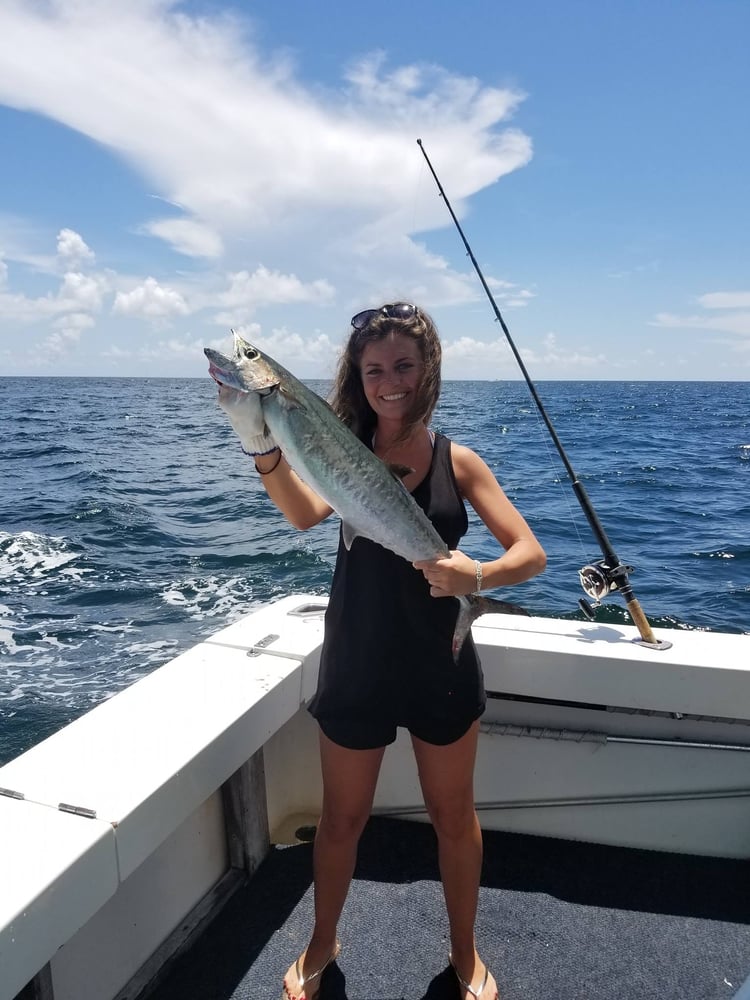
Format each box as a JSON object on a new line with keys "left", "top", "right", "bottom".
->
{"left": 2, "top": 593, "right": 749, "bottom": 1000}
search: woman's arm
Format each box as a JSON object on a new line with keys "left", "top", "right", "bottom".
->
{"left": 414, "top": 442, "right": 546, "bottom": 597}
{"left": 217, "top": 385, "right": 333, "bottom": 530}
{"left": 254, "top": 450, "right": 333, "bottom": 530}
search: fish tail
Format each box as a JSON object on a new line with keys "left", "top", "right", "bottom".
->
{"left": 452, "top": 594, "right": 529, "bottom": 664}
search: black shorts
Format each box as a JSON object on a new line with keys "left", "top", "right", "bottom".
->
{"left": 315, "top": 705, "right": 483, "bottom": 750}
{"left": 310, "top": 635, "right": 486, "bottom": 751}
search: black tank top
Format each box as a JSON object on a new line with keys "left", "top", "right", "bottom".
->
{"left": 308, "top": 432, "right": 485, "bottom": 731}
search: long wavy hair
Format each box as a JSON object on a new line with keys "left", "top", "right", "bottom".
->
{"left": 329, "top": 304, "right": 442, "bottom": 444}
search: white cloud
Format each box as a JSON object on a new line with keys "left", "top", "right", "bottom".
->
{"left": 439, "top": 331, "right": 608, "bottom": 378}
{"left": 113, "top": 276, "right": 190, "bottom": 319}
{"left": 101, "top": 333, "right": 208, "bottom": 362}
{"left": 698, "top": 291, "right": 750, "bottom": 310}
{"left": 143, "top": 218, "right": 224, "bottom": 259}
{"left": 137, "top": 336, "right": 207, "bottom": 361}
{"left": 0, "top": 2, "right": 544, "bottom": 376}
{"left": 38, "top": 313, "right": 95, "bottom": 358}
{"left": 443, "top": 336, "right": 513, "bottom": 362}
{"left": 59, "top": 271, "right": 106, "bottom": 312}
{"left": 54, "top": 312, "right": 95, "bottom": 334}
{"left": 341, "top": 232, "right": 533, "bottom": 310}
{"left": 214, "top": 266, "right": 335, "bottom": 325}
{"left": 652, "top": 291, "right": 750, "bottom": 340}
{"left": 253, "top": 326, "right": 339, "bottom": 367}
{"left": 56, "top": 228, "right": 95, "bottom": 270}
{"left": 0, "top": 1, "right": 530, "bottom": 255}
{"left": 0, "top": 264, "right": 107, "bottom": 323}
{"left": 519, "top": 332, "right": 606, "bottom": 370}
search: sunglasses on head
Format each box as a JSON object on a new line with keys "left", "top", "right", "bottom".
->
{"left": 350, "top": 302, "right": 417, "bottom": 330}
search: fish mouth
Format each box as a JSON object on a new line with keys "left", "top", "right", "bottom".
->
{"left": 204, "top": 348, "right": 249, "bottom": 393}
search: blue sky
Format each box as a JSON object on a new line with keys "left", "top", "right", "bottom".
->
{"left": 0, "top": 0, "right": 748, "bottom": 380}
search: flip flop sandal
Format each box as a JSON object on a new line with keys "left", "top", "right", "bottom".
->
{"left": 450, "top": 955, "right": 498, "bottom": 999}
{"left": 282, "top": 940, "right": 341, "bottom": 1000}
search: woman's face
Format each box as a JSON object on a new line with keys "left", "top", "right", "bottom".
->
{"left": 359, "top": 331, "right": 423, "bottom": 423}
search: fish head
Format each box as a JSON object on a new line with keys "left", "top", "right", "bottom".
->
{"left": 204, "top": 331, "right": 280, "bottom": 394}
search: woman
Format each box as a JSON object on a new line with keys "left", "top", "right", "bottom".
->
{"left": 218, "top": 303, "right": 546, "bottom": 1000}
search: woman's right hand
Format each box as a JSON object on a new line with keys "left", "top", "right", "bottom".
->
{"left": 216, "top": 384, "right": 278, "bottom": 457}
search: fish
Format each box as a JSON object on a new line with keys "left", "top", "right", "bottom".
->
{"left": 204, "top": 331, "right": 529, "bottom": 661}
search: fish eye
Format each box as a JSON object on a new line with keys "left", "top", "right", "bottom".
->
{"left": 242, "top": 346, "right": 259, "bottom": 360}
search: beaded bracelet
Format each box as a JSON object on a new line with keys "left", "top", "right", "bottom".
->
{"left": 473, "top": 559, "right": 483, "bottom": 594}
{"left": 254, "top": 449, "right": 282, "bottom": 475}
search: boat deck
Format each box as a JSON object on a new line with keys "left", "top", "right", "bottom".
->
{"left": 149, "top": 816, "right": 750, "bottom": 1000}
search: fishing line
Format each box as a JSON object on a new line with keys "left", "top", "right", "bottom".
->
{"left": 416, "top": 138, "right": 670, "bottom": 650}
{"left": 520, "top": 386, "right": 593, "bottom": 566}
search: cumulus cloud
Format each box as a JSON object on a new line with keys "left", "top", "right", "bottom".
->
{"left": 251, "top": 326, "right": 339, "bottom": 367}
{"left": 113, "top": 277, "right": 190, "bottom": 319}
{"left": 0, "top": 241, "right": 107, "bottom": 324}
{"left": 59, "top": 271, "right": 106, "bottom": 312}
{"left": 214, "top": 266, "right": 335, "bottom": 324}
{"left": 30, "top": 313, "right": 95, "bottom": 361}
{"left": 57, "top": 228, "right": 95, "bottom": 270}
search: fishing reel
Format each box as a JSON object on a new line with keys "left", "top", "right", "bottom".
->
{"left": 577, "top": 559, "right": 634, "bottom": 620}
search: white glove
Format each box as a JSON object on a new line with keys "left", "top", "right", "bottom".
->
{"left": 217, "top": 385, "right": 278, "bottom": 456}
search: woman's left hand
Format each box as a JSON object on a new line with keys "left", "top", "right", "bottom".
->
{"left": 413, "top": 550, "right": 477, "bottom": 598}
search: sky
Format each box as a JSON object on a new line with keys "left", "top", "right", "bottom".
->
{"left": 0, "top": 0, "right": 748, "bottom": 381}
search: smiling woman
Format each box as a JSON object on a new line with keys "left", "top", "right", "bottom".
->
{"left": 214, "top": 302, "right": 546, "bottom": 1000}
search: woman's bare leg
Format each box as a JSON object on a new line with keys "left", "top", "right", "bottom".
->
{"left": 283, "top": 729, "right": 385, "bottom": 997}
{"left": 411, "top": 722, "right": 498, "bottom": 999}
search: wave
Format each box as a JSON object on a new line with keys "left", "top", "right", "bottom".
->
{"left": 689, "top": 544, "right": 750, "bottom": 562}
{"left": 0, "top": 530, "right": 85, "bottom": 582}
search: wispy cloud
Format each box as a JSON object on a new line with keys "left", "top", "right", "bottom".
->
{"left": 652, "top": 290, "right": 750, "bottom": 340}
{"left": 0, "top": 1, "right": 530, "bottom": 256}
{"left": 697, "top": 291, "right": 750, "bottom": 311}
{"left": 0, "top": 0, "right": 534, "bottom": 371}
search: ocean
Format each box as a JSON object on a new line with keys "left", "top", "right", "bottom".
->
{"left": 1, "top": 377, "right": 748, "bottom": 767}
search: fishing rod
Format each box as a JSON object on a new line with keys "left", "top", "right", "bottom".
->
{"left": 417, "top": 138, "right": 670, "bottom": 650}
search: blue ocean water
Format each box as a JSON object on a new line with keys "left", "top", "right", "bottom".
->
{"left": 1, "top": 377, "right": 748, "bottom": 766}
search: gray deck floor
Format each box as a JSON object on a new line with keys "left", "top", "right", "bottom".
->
{"left": 149, "top": 816, "right": 750, "bottom": 1000}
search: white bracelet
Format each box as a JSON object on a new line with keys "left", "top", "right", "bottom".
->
{"left": 473, "top": 560, "right": 483, "bottom": 594}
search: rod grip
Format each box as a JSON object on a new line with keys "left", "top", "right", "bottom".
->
{"left": 625, "top": 597, "right": 658, "bottom": 645}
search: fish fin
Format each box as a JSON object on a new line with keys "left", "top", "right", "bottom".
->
{"left": 278, "top": 385, "right": 304, "bottom": 409}
{"left": 387, "top": 463, "right": 414, "bottom": 482}
{"left": 471, "top": 594, "right": 529, "bottom": 619}
{"left": 341, "top": 522, "right": 360, "bottom": 550}
{"left": 452, "top": 594, "right": 529, "bottom": 664}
